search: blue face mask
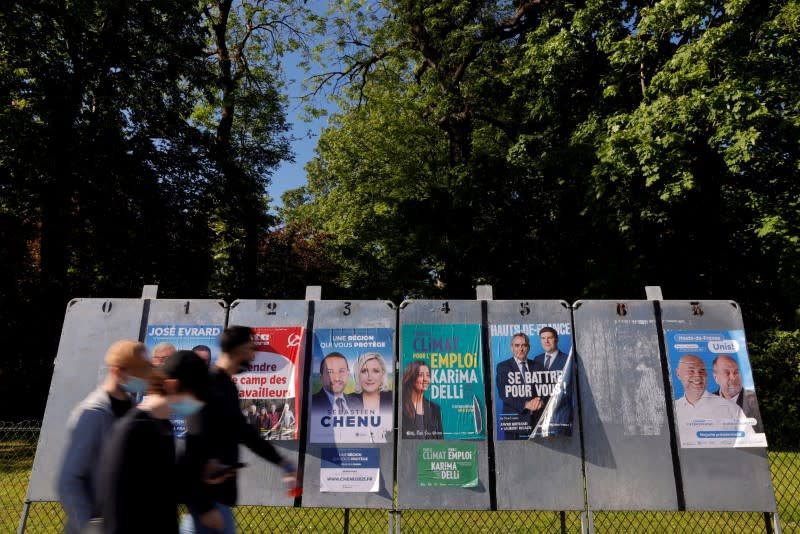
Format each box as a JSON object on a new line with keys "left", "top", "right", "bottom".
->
{"left": 169, "top": 397, "right": 204, "bottom": 417}
{"left": 120, "top": 376, "right": 147, "bottom": 395}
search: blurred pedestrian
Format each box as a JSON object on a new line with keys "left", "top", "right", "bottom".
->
{"left": 57, "top": 340, "right": 152, "bottom": 534}
{"left": 181, "top": 326, "right": 297, "bottom": 534}
{"left": 97, "top": 350, "right": 209, "bottom": 534}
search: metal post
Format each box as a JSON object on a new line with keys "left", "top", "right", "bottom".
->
{"left": 559, "top": 511, "right": 567, "bottom": 534}
{"left": 342, "top": 507, "right": 350, "bottom": 534}
{"left": 581, "top": 510, "right": 594, "bottom": 534}
{"left": 772, "top": 511, "right": 783, "bottom": 534}
{"left": 305, "top": 285, "right": 322, "bottom": 300}
{"left": 644, "top": 286, "right": 663, "bottom": 300}
{"left": 475, "top": 284, "right": 493, "bottom": 300}
{"left": 141, "top": 284, "right": 158, "bottom": 299}
{"left": 16, "top": 500, "right": 31, "bottom": 534}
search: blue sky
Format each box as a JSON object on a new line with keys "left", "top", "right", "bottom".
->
{"left": 266, "top": 0, "right": 338, "bottom": 211}
{"left": 267, "top": 93, "right": 331, "bottom": 209}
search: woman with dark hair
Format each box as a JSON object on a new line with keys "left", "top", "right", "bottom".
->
{"left": 401, "top": 361, "right": 443, "bottom": 439}
{"left": 98, "top": 351, "right": 210, "bottom": 534}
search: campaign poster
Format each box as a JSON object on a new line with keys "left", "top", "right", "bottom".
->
{"left": 144, "top": 324, "right": 223, "bottom": 437}
{"left": 320, "top": 448, "right": 380, "bottom": 492}
{"left": 401, "top": 324, "right": 485, "bottom": 440}
{"left": 417, "top": 443, "right": 478, "bottom": 488}
{"left": 309, "top": 328, "right": 394, "bottom": 444}
{"left": 490, "top": 322, "right": 574, "bottom": 440}
{"left": 666, "top": 330, "right": 767, "bottom": 448}
{"left": 232, "top": 326, "right": 303, "bottom": 440}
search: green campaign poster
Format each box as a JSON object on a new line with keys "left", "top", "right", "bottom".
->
{"left": 400, "top": 324, "right": 485, "bottom": 440}
{"left": 417, "top": 443, "right": 478, "bottom": 488}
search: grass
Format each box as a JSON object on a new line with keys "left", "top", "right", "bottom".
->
{"left": 2, "top": 432, "right": 798, "bottom": 534}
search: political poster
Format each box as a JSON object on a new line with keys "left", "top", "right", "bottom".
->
{"left": 400, "top": 324, "right": 485, "bottom": 440}
{"left": 232, "top": 326, "right": 303, "bottom": 440}
{"left": 667, "top": 330, "right": 767, "bottom": 448}
{"left": 320, "top": 448, "right": 381, "bottom": 492}
{"left": 417, "top": 443, "right": 478, "bottom": 488}
{"left": 144, "top": 324, "right": 222, "bottom": 437}
{"left": 491, "top": 323, "right": 574, "bottom": 440}
{"left": 308, "top": 328, "right": 394, "bottom": 444}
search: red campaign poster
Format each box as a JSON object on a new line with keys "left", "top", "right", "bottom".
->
{"left": 232, "top": 326, "right": 304, "bottom": 440}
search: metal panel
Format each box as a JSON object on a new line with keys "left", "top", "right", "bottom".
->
{"left": 575, "top": 300, "right": 679, "bottom": 510}
{"left": 228, "top": 299, "right": 308, "bottom": 506}
{"left": 660, "top": 300, "right": 776, "bottom": 512}
{"left": 397, "top": 300, "right": 489, "bottom": 510}
{"left": 488, "top": 300, "right": 584, "bottom": 511}
{"left": 27, "top": 298, "right": 145, "bottom": 501}
{"left": 301, "top": 300, "right": 396, "bottom": 509}
{"left": 144, "top": 298, "right": 226, "bottom": 327}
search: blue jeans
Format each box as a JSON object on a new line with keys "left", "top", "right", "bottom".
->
{"left": 179, "top": 503, "right": 235, "bottom": 534}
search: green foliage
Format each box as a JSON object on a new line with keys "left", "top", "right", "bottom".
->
{"left": 0, "top": 0, "right": 307, "bottom": 416}
{"left": 593, "top": 0, "right": 800, "bottom": 323}
{"left": 283, "top": 68, "right": 452, "bottom": 299}
{"left": 284, "top": 0, "right": 799, "bottom": 322}
{"left": 750, "top": 329, "right": 800, "bottom": 450}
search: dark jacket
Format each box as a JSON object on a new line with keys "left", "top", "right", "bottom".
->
{"left": 98, "top": 409, "right": 178, "bottom": 534}
{"left": 401, "top": 398, "right": 443, "bottom": 439}
{"left": 184, "top": 366, "right": 283, "bottom": 513}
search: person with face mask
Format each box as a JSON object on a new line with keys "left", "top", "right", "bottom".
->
{"left": 57, "top": 340, "right": 153, "bottom": 534}
{"left": 180, "top": 326, "right": 297, "bottom": 534}
{"left": 98, "top": 350, "right": 209, "bottom": 534}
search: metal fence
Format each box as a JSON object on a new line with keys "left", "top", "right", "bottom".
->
{"left": 2, "top": 421, "right": 797, "bottom": 533}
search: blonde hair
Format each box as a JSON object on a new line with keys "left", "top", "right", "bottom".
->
{"left": 353, "top": 352, "right": 388, "bottom": 393}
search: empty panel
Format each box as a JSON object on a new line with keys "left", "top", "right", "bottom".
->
{"left": 27, "top": 298, "right": 145, "bottom": 501}
{"left": 575, "top": 300, "right": 678, "bottom": 510}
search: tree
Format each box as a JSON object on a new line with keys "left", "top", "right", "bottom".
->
{"left": 0, "top": 0, "right": 213, "bottom": 417}
{"left": 288, "top": 0, "right": 800, "bottom": 327}
{"left": 592, "top": 0, "right": 800, "bottom": 326}
{"left": 195, "top": 0, "right": 316, "bottom": 298}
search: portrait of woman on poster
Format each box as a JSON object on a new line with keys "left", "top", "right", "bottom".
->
{"left": 354, "top": 352, "right": 393, "bottom": 413}
{"left": 401, "top": 361, "right": 443, "bottom": 439}
{"left": 354, "top": 351, "right": 393, "bottom": 442}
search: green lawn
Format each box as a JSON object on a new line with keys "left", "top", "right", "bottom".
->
{"left": 3, "top": 434, "right": 798, "bottom": 534}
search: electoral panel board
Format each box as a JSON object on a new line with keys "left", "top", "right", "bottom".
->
{"left": 488, "top": 300, "right": 584, "bottom": 511}
{"left": 301, "top": 300, "right": 396, "bottom": 509}
{"left": 228, "top": 299, "right": 307, "bottom": 506}
{"left": 575, "top": 300, "right": 679, "bottom": 511}
{"left": 397, "top": 300, "right": 490, "bottom": 510}
{"left": 661, "top": 300, "right": 774, "bottom": 512}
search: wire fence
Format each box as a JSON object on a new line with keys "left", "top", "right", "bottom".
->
{"left": 2, "top": 421, "right": 797, "bottom": 533}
